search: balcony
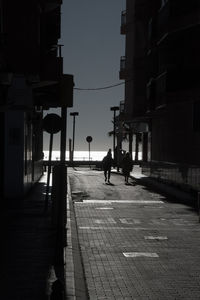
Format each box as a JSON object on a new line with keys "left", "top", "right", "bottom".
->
{"left": 120, "top": 100, "right": 125, "bottom": 113}
{"left": 45, "top": 0, "right": 62, "bottom": 12}
{"left": 157, "top": 2, "right": 170, "bottom": 42}
{"left": 119, "top": 56, "right": 127, "bottom": 79}
{"left": 155, "top": 72, "right": 167, "bottom": 107}
{"left": 154, "top": 67, "right": 200, "bottom": 107}
{"left": 45, "top": 7, "right": 61, "bottom": 45}
{"left": 41, "top": 55, "right": 63, "bottom": 82}
{"left": 120, "top": 11, "right": 127, "bottom": 34}
{"left": 157, "top": 0, "right": 200, "bottom": 44}
{"left": 34, "top": 74, "right": 74, "bottom": 109}
{"left": 147, "top": 17, "right": 157, "bottom": 50}
{"left": 147, "top": 49, "right": 158, "bottom": 79}
{"left": 146, "top": 79, "right": 156, "bottom": 111}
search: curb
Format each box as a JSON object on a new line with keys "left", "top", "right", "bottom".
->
{"left": 65, "top": 177, "right": 88, "bottom": 300}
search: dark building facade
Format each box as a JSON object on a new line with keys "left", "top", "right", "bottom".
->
{"left": 120, "top": 0, "right": 200, "bottom": 191}
{"left": 0, "top": 0, "right": 72, "bottom": 202}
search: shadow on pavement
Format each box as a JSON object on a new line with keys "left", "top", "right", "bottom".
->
{"left": 0, "top": 181, "right": 58, "bottom": 300}
{"left": 134, "top": 176, "right": 198, "bottom": 211}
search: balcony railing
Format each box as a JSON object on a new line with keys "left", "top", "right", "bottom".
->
{"left": 155, "top": 72, "right": 167, "bottom": 107}
{"left": 146, "top": 79, "right": 156, "bottom": 111}
{"left": 41, "top": 55, "right": 63, "bottom": 82}
{"left": 119, "top": 56, "right": 126, "bottom": 80}
{"left": 147, "top": 17, "right": 157, "bottom": 50}
{"left": 157, "top": 0, "right": 200, "bottom": 43}
{"left": 157, "top": 2, "right": 170, "bottom": 42}
{"left": 46, "top": 0, "right": 62, "bottom": 11}
{"left": 120, "top": 100, "right": 125, "bottom": 113}
{"left": 120, "top": 10, "right": 127, "bottom": 34}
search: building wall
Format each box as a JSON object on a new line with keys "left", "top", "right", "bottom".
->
{"left": 4, "top": 112, "right": 25, "bottom": 198}
{"left": 121, "top": 0, "right": 200, "bottom": 192}
{"left": 123, "top": 0, "right": 135, "bottom": 117}
{"left": 0, "top": 112, "right": 5, "bottom": 199}
{"left": 4, "top": 0, "right": 40, "bottom": 75}
{"left": 143, "top": 1, "right": 200, "bottom": 191}
{"left": 0, "top": 0, "right": 62, "bottom": 201}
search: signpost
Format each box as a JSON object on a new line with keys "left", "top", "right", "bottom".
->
{"left": 86, "top": 136, "right": 93, "bottom": 167}
{"left": 43, "top": 113, "right": 62, "bottom": 211}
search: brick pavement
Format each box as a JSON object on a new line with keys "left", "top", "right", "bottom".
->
{"left": 66, "top": 167, "right": 200, "bottom": 300}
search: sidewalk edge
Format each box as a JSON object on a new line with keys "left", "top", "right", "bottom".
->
{"left": 65, "top": 177, "right": 89, "bottom": 300}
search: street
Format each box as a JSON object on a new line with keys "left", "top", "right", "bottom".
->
{"left": 67, "top": 167, "right": 200, "bottom": 300}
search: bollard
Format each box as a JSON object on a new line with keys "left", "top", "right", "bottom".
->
{"left": 51, "top": 164, "right": 67, "bottom": 229}
{"left": 198, "top": 192, "right": 200, "bottom": 223}
{"left": 51, "top": 164, "right": 67, "bottom": 264}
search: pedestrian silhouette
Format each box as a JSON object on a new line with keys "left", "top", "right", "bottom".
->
{"left": 102, "top": 149, "right": 113, "bottom": 183}
{"left": 122, "top": 152, "right": 133, "bottom": 184}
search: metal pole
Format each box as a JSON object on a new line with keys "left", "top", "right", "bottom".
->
{"left": 61, "top": 107, "right": 67, "bottom": 163}
{"left": 129, "top": 128, "right": 133, "bottom": 160}
{"left": 69, "top": 138, "right": 72, "bottom": 162}
{"left": 113, "top": 110, "right": 116, "bottom": 162}
{"left": 89, "top": 142, "right": 91, "bottom": 169}
{"left": 198, "top": 192, "right": 200, "bottom": 223}
{"left": 135, "top": 133, "right": 139, "bottom": 162}
{"left": 72, "top": 116, "right": 75, "bottom": 161}
{"left": 45, "top": 132, "right": 53, "bottom": 211}
{"left": 70, "top": 112, "right": 79, "bottom": 162}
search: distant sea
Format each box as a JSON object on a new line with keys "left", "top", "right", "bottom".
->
{"left": 43, "top": 151, "right": 142, "bottom": 161}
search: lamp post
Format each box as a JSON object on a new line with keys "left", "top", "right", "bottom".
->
{"left": 110, "top": 106, "right": 119, "bottom": 166}
{"left": 70, "top": 112, "right": 79, "bottom": 161}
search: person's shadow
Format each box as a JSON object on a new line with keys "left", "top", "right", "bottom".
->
{"left": 106, "top": 182, "right": 115, "bottom": 186}
{"left": 125, "top": 181, "right": 136, "bottom": 186}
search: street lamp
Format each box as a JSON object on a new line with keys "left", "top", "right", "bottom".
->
{"left": 110, "top": 106, "right": 119, "bottom": 165}
{"left": 70, "top": 112, "right": 79, "bottom": 161}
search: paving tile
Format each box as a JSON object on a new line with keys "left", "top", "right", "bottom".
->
{"left": 68, "top": 168, "right": 200, "bottom": 300}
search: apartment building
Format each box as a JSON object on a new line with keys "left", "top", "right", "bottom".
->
{"left": 120, "top": 0, "right": 200, "bottom": 191}
{"left": 0, "top": 0, "right": 72, "bottom": 202}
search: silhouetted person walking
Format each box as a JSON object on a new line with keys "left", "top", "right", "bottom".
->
{"left": 102, "top": 149, "right": 113, "bottom": 183}
{"left": 122, "top": 152, "right": 133, "bottom": 184}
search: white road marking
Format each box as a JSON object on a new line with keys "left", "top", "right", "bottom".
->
{"left": 95, "top": 207, "right": 114, "bottom": 210}
{"left": 119, "top": 218, "right": 133, "bottom": 224}
{"left": 123, "top": 252, "right": 159, "bottom": 258}
{"left": 79, "top": 200, "right": 164, "bottom": 204}
{"left": 79, "top": 226, "right": 145, "bottom": 230}
{"left": 144, "top": 236, "right": 168, "bottom": 240}
{"left": 79, "top": 226, "right": 200, "bottom": 231}
{"left": 119, "top": 218, "right": 141, "bottom": 224}
{"left": 95, "top": 218, "right": 116, "bottom": 224}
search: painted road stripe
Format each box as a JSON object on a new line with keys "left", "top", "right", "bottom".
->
{"left": 95, "top": 207, "right": 114, "bottom": 210}
{"left": 79, "top": 226, "right": 146, "bottom": 230}
{"left": 119, "top": 218, "right": 141, "bottom": 224}
{"left": 95, "top": 218, "right": 116, "bottom": 224}
{"left": 79, "top": 226, "right": 200, "bottom": 231}
{"left": 79, "top": 200, "right": 164, "bottom": 204}
{"left": 123, "top": 252, "right": 159, "bottom": 258}
{"left": 144, "top": 236, "right": 168, "bottom": 240}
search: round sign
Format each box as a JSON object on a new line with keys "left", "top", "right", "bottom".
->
{"left": 86, "top": 136, "right": 93, "bottom": 143}
{"left": 43, "top": 113, "right": 62, "bottom": 134}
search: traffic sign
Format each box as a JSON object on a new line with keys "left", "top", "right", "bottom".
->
{"left": 86, "top": 136, "right": 93, "bottom": 143}
{"left": 43, "top": 113, "right": 62, "bottom": 134}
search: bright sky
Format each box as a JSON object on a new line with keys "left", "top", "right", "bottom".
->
{"left": 44, "top": 0, "right": 126, "bottom": 151}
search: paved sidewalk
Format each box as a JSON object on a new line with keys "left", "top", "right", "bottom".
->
{"left": 1, "top": 174, "right": 57, "bottom": 300}
{"left": 66, "top": 167, "right": 200, "bottom": 300}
